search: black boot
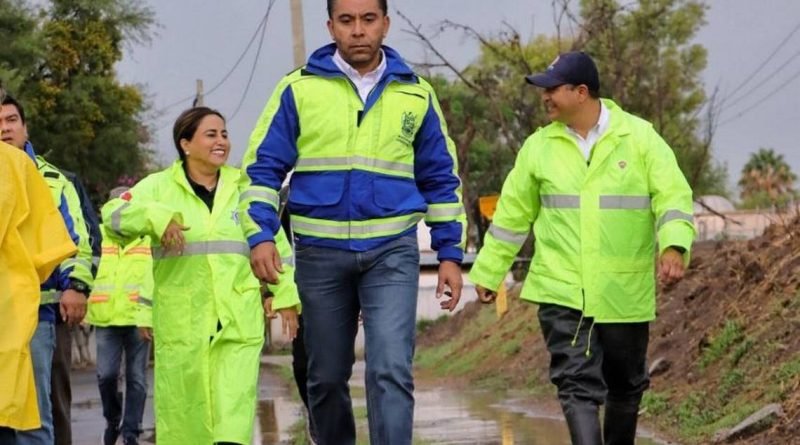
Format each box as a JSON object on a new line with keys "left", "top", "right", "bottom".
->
{"left": 563, "top": 403, "right": 602, "bottom": 445}
{"left": 603, "top": 399, "right": 640, "bottom": 445}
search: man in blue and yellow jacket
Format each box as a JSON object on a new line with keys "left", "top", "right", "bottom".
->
{"left": 239, "top": 1, "right": 465, "bottom": 443}
{"left": 1, "top": 95, "right": 93, "bottom": 444}
{"left": 470, "top": 52, "right": 695, "bottom": 445}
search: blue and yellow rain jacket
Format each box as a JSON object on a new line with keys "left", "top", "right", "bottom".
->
{"left": 240, "top": 44, "right": 466, "bottom": 262}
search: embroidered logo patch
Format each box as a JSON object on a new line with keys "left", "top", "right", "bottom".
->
{"left": 401, "top": 111, "right": 417, "bottom": 139}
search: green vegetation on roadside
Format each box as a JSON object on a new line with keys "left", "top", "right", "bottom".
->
{"left": 638, "top": 317, "right": 800, "bottom": 443}
{"left": 414, "top": 295, "right": 548, "bottom": 394}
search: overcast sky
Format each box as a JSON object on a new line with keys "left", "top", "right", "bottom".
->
{"left": 117, "top": 0, "right": 800, "bottom": 195}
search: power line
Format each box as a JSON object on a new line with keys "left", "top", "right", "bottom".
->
{"left": 154, "top": 6, "right": 273, "bottom": 116}
{"left": 718, "top": 64, "right": 800, "bottom": 127}
{"left": 721, "top": 19, "right": 800, "bottom": 105}
{"left": 230, "top": 0, "right": 277, "bottom": 122}
{"left": 721, "top": 46, "right": 800, "bottom": 113}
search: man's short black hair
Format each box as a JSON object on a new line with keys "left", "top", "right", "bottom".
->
{"left": 327, "top": 0, "right": 387, "bottom": 18}
{"left": 1, "top": 94, "right": 25, "bottom": 124}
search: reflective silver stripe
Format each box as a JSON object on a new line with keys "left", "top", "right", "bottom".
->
{"left": 62, "top": 258, "right": 92, "bottom": 270}
{"left": 541, "top": 194, "right": 580, "bottom": 208}
{"left": 488, "top": 224, "right": 529, "bottom": 245}
{"left": 111, "top": 202, "right": 130, "bottom": 236}
{"left": 657, "top": 210, "right": 694, "bottom": 229}
{"left": 41, "top": 290, "right": 61, "bottom": 305}
{"left": 426, "top": 205, "right": 465, "bottom": 219}
{"left": 292, "top": 214, "right": 423, "bottom": 237}
{"left": 124, "top": 284, "right": 139, "bottom": 290}
{"left": 137, "top": 296, "right": 153, "bottom": 307}
{"left": 153, "top": 240, "right": 250, "bottom": 259}
{"left": 92, "top": 256, "right": 101, "bottom": 267}
{"left": 92, "top": 285, "right": 115, "bottom": 292}
{"left": 282, "top": 255, "right": 295, "bottom": 268}
{"left": 240, "top": 189, "right": 279, "bottom": 208}
{"left": 599, "top": 195, "right": 651, "bottom": 209}
{"left": 296, "top": 156, "right": 414, "bottom": 176}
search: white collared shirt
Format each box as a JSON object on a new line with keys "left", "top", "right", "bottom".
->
{"left": 567, "top": 102, "right": 610, "bottom": 161}
{"left": 332, "top": 49, "right": 387, "bottom": 103}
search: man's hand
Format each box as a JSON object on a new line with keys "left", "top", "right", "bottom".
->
{"left": 658, "top": 247, "right": 686, "bottom": 285}
{"left": 60, "top": 289, "right": 87, "bottom": 324}
{"left": 475, "top": 285, "right": 497, "bottom": 304}
{"left": 161, "top": 219, "right": 189, "bottom": 255}
{"left": 436, "top": 260, "right": 462, "bottom": 312}
{"left": 278, "top": 308, "right": 299, "bottom": 341}
{"left": 250, "top": 242, "right": 282, "bottom": 285}
{"left": 138, "top": 327, "right": 153, "bottom": 342}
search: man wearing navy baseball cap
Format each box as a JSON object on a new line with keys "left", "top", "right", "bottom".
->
{"left": 470, "top": 51, "right": 696, "bottom": 445}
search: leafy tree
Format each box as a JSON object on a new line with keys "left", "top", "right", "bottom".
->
{"left": 0, "top": 0, "right": 42, "bottom": 92}
{"left": 5, "top": 0, "right": 156, "bottom": 204}
{"left": 575, "top": 0, "right": 727, "bottom": 196}
{"left": 402, "top": 0, "right": 728, "bottom": 245}
{"left": 739, "top": 148, "right": 797, "bottom": 209}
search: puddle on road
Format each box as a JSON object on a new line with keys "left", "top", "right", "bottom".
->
{"left": 255, "top": 363, "right": 305, "bottom": 445}
{"left": 256, "top": 360, "right": 670, "bottom": 445}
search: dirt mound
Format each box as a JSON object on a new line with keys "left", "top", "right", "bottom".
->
{"left": 417, "top": 217, "right": 800, "bottom": 444}
{"left": 650, "top": 218, "right": 800, "bottom": 444}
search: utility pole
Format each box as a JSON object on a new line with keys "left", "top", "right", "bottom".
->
{"left": 290, "top": 0, "right": 306, "bottom": 67}
{"left": 194, "top": 79, "right": 204, "bottom": 107}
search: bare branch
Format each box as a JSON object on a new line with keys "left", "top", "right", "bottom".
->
{"left": 396, "top": 10, "right": 479, "bottom": 91}
{"left": 694, "top": 198, "right": 744, "bottom": 227}
{"left": 689, "top": 87, "right": 720, "bottom": 190}
{"left": 439, "top": 20, "right": 532, "bottom": 74}
{"left": 404, "top": 60, "right": 450, "bottom": 71}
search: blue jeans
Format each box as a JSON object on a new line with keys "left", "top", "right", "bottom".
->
{"left": 16, "top": 321, "right": 55, "bottom": 445}
{"left": 95, "top": 326, "right": 149, "bottom": 442}
{"left": 297, "top": 236, "right": 420, "bottom": 445}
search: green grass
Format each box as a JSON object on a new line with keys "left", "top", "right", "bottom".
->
{"left": 641, "top": 391, "right": 670, "bottom": 416}
{"left": 416, "top": 314, "right": 450, "bottom": 333}
{"left": 699, "top": 320, "right": 744, "bottom": 369}
{"left": 287, "top": 418, "right": 310, "bottom": 445}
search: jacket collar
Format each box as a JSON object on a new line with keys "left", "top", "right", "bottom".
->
{"left": 305, "top": 43, "right": 416, "bottom": 82}
{"left": 169, "top": 160, "right": 239, "bottom": 201}
{"left": 23, "top": 141, "right": 37, "bottom": 164}
{"left": 543, "top": 99, "right": 631, "bottom": 139}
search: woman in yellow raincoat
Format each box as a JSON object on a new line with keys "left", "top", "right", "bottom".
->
{"left": 102, "top": 107, "right": 300, "bottom": 445}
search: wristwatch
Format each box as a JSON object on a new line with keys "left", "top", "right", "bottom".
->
{"left": 67, "top": 279, "right": 91, "bottom": 296}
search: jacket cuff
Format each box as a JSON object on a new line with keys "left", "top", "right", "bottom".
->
{"left": 658, "top": 223, "right": 694, "bottom": 267}
{"left": 247, "top": 232, "right": 275, "bottom": 249}
{"left": 437, "top": 246, "right": 463, "bottom": 264}
{"left": 468, "top": 266, "right": 504, "bottom": 293}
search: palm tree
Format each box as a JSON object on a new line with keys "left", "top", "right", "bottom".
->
{"left": 739, "top": 148, "right": 797, "bottom": 209}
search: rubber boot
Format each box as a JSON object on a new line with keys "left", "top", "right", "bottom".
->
{"left": 603, "top": 399, "right": 640, "bottom": 445}
{"left": 563, "top": 402, "right": 603, "bottom": 445}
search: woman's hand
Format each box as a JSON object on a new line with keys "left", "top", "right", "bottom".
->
{"left": 161, "top": 219, "right": 189, "bottom": 255}
{"left": 278, "top": 307, "right": 299, "bottom": 341}
{"left": 263, "top": 296, "right": 277, "bottom": 319}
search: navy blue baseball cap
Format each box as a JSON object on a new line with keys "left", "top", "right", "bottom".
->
{"left": 526, "top": 51, "right": 600, "bottom": 91}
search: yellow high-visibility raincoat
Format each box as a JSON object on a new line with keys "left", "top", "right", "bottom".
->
{"left": 102, "top": 161, "right": 299, "bottom": 445}
{"left": 470, "top": 100, "right": 695, "bottom": 322}
{"left": 0, "top": 142, "right": 76, "bottom": 429}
